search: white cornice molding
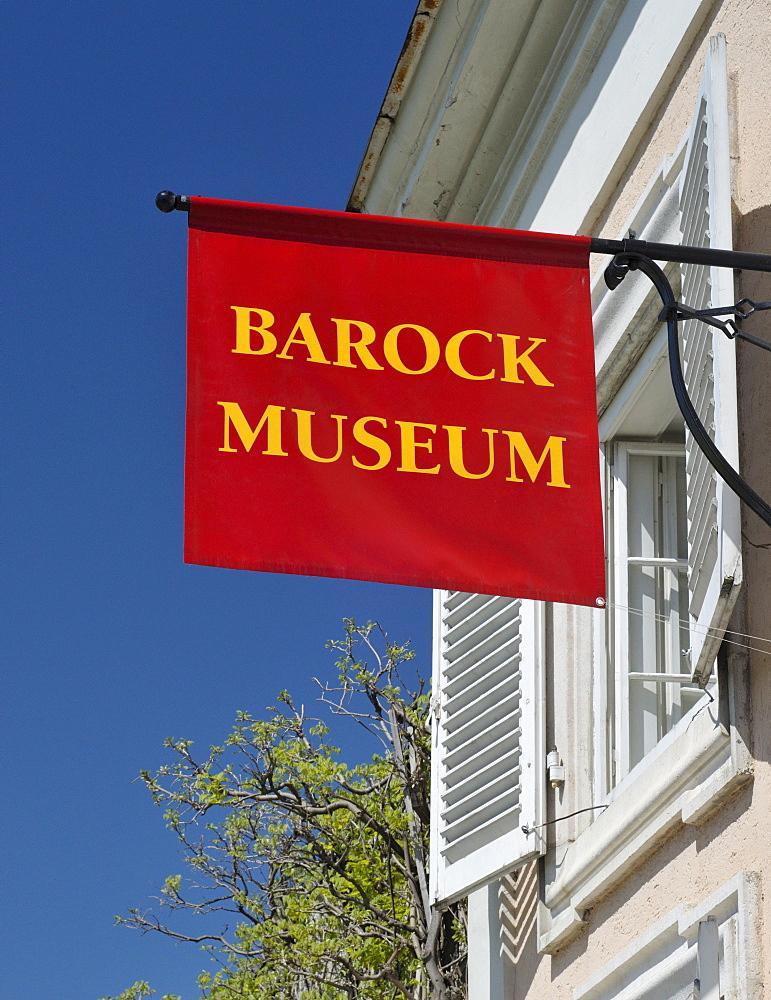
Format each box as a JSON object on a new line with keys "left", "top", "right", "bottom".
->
{"left": 357, "top": 0, "right": 715, "bottom": 236}
{"left": 499, "top": 0, "right": 714, "bottom": 235}
{"left": 537, "top": 699, "right": 751, "bottom": 954}
{"left": 355, "top": 0, "right": 548, "bottom": 219}
{"left": 470, "top": 0, "right": 624, "bottom": 228}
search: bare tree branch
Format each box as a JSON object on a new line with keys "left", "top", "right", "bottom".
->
{"left": 116, "top": 621, "right": 466, "bottom": 1000}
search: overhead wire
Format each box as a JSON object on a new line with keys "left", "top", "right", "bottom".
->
{"left": 603, "top": 600, "right": 771, "bottom": 658}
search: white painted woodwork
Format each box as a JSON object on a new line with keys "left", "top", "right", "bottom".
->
{"left": 467, "top": 884, "right": 505, "bottom": 1000}
{"left": 430, "top": 591, "right": 544, "bottom": 906}
{"left": 677, "top": 34, "right": 742, "bottom": 685}
{"left": 697, "top": 916, "right": 721, "bottom": 1000}
{"left": 612, "top": 443, "right": 693, "bottom": 776}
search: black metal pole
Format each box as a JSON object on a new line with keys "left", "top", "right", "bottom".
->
{"left": 156, "top": 191, "right": 190, "bottom": 213}
{"left": 590, "top": 236, "right": 771, "bottom": 274}
{"left": 152, "top": 194, "right": 771, "bottom": 275}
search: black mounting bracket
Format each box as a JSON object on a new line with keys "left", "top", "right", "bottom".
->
{"left": 594, "top": 242, "right": 771, "bottom": 530}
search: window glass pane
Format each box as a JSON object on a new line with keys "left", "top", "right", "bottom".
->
{"left": 624, "top": 449, "right": 693, "bottom": 769}
{"left": 627, "top": 454, "right": 657, "bottom": 559}
{"left": 674, "top": 455, "right": 688, "bottom": 562}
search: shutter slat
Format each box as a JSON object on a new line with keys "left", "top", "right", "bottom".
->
{"left": 442, "top": 717, "right": 522, "bottom": 770}
{"left": 687, "top": 473, "right": 717, "bottom": 553}
{"left": 444, "top": 703, "right": 522, "bottom": 759}
{"left": 443, "top": 679, "right": 522, "bottom": 737}
{"left": 443, "top": 590, "right": 484, "bottom": 615}
{"left": 441, "top": 808, "right": 523, "bottom": 864}
{"left": 442, "top": 765, "right": 523, "bottom": 828}
{"left": 441, "top": 784, "right": 522, "bottom": 849}
{"left": 430, "top": 591, "right": 543, "bottom": 905}
{"left": 444, "top": 657, "right": 521, "bottom": 705}
{"left": 443, "top": 605, "right": 521, "bottom": 666}
{"left": 442, "top": 741, "right": 522, "bottom": 806}
{"left": 443, "top": 593, "right": 512, "bottom": 633}
{"left": 686, "top": 435, "right": 713, "bottom": 506}
{"left": 444, "top": 623, "right": 522, "bottom": 679}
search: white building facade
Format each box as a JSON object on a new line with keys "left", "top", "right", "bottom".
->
{"left": 351, "top": 2, "right": 771, "bottom": 997}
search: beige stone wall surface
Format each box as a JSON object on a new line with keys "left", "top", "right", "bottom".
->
{"left": 359, "top": 1, "right": 771, "bottom": 993}
{"left": 522, "top": 2, "right": 771, "bottom": 997}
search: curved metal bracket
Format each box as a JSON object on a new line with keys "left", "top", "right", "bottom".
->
{"left": 604, "top": 252, "right": 771, "bottom": 530}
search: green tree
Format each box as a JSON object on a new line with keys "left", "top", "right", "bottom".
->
{"left": 113, "top": 622, "right": 466, "bottom": 1000}
{"left": 98, "top": 983, "right": 179, "bottom": 1000}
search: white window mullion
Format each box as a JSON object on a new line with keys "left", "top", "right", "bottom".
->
{"left": 663, "top": 456, "right": 686, "bottom": 723}
{"left": 594, "top": 442, "right": 613, "bottom": 800}
{"left": 612, "top": 443, "right": 631, "bottom": 780}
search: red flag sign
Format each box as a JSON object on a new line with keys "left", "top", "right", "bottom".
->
{"left": 185, "top": 197, "right": 605, "bottom": 606}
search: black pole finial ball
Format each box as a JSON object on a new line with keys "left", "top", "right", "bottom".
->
{"left": 156, "top": 190, "right": 178, "bottom": 213}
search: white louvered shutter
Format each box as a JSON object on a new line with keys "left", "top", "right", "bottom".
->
{"left": 678, "top": 34, "right": 742, "bottom": 686}
{"left": 429, "top": 591, "right": 544, "bottom": 907}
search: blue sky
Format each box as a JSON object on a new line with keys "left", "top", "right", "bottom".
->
{"left": 1, "top": 4, "right": 429, "bottom": 998}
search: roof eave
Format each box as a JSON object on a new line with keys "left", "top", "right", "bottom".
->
{"left": 346, "top": 0, "right": 443, "bottom": 213}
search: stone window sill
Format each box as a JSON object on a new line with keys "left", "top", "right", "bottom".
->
{"left": 537, "top": 701, "right": 751, "bottom": 954}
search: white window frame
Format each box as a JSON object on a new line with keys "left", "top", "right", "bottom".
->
{"left": 611, "top": 440, "right": 705, "bottom": 780}
{"left": 596, "top": 31, "right": 739, "bottom": 789}
{"left": 598, "top": 324, "right": 712, "bottom": 794}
